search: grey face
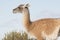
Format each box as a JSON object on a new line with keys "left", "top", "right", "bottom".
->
{"left": 13, "top": 4, "right": 29, "bottom": 14}
{"left": 13, "top": 4, "right": 24, "bottom": 13}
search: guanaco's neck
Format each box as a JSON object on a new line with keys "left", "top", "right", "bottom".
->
{"left": 22, "top": 8, "right": 31, "bottom": 29}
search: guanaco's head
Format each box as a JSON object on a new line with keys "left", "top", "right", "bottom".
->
{"left": 13, "top": 3, "right": 29, "bottom": 13}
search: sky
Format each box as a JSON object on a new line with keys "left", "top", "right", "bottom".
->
{"left": 0, "top": 0, "right": 60, "bottom": 40}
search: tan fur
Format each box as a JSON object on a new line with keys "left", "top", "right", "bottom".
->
{"left": 13, "top": 4, "right": 60, "bottom": 40}
{"left": 42, "top": 25, "right": 60, "bottom": 40}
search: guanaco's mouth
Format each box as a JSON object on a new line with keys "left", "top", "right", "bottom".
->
{"left": 13, "top": 10, "right": 16, "bottom": 13}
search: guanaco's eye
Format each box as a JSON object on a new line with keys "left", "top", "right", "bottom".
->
{"left": 18, "top": 7, "right": 20, "bottom": 9}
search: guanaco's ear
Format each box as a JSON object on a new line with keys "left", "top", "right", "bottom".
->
{"left": 26, "top": 3, "right": 30, "bottom": 7}
{"left": 24, "top": 3, "right": 30, "bottom": 8}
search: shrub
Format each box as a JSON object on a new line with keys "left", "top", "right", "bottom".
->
{"left": 2, "top": 31, "right": 36, "bottom": 40}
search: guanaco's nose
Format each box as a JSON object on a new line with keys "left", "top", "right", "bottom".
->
{"left": 13, "top": 8, "right": 17, "bottom": 13}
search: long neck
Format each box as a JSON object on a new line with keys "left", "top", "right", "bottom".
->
{"left": 22, "top": 8, "right": 31, "bottom": 29}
